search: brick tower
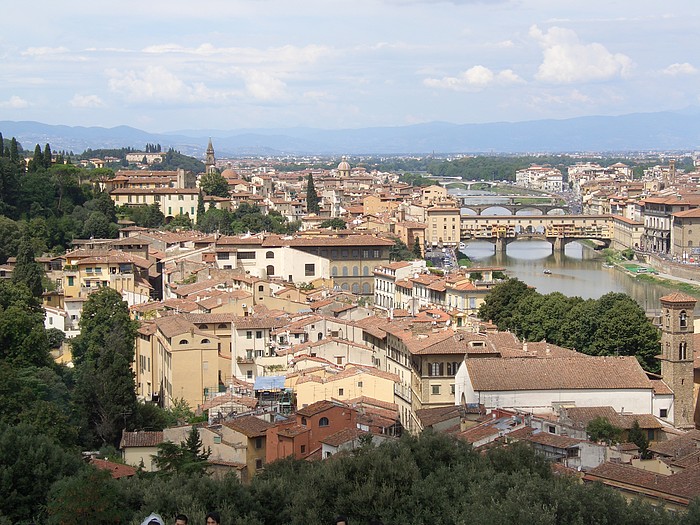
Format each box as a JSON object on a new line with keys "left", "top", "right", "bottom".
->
{"left": 659, "top": 292, "right": 697, "bottom": 429}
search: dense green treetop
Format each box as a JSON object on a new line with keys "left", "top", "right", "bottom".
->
{"left": 199, "top": 170, "right": 230, "bottom": 197}
{"left": 478, "top": 278, "right": 661, "bottom": 371}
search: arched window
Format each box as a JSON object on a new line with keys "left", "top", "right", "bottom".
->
{"left": 217, "top": 323, "right": 227, "bottom": 328}
{"left": 341, "top": 283, "right": 349, "bottom": 291}
{"left": 352, "top": 266, "right": 359, "bottom": 276}
{"left": 352, "top": 283, "right": 360, "bottom": 294}
{"left": 679, "top": 341, "right": 688, "bottom": 360}
{"left": 680, "top": 310, "right": 688, "bottom": 329}
{"left": 200, "top": 324, "right": 208, "bottom": 329}
{"left": 266, "top": 251, "right": 275, "bottom": 259}
{"left": 201, "top": 338, "right": 210, "bottom": 344}
{"left": 331, "top": 266, "right": 338, "bottom": 276}
{"left": 266, "top": 265, "right": 275, "bottom": 276}
{"left": 301, "top": 417, "right": 307, "bottom": 426}
{"left": 665, "top": 309, "right": 671, "bottom": 329}
{"left": 317, "top": 332, "right": 323, "bottom": 341}
{"left": 363, "top": 265, "right": 370, "bottom": 276}
{"left": 179, "top": 339, "right": 189, "bottom": 345}
{"left": 319, "top": 417, "right": 329, "bottom": 427}
{"left": 342, "top": 267, "right": 348, "bottom": 277}
{"left": 362, "top": 282, "right": 371, "bottom": 295}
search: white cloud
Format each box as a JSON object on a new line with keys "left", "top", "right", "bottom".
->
{"left": 662, "top": 62, "right": 698, "bottom": 76}
{"left": 424, "top": 65, "right": 523, "bottom": 91}
{"left": 21, "top": 46, "right": 69, "bottom": 57}
{"left": 0, "top": 95, "right": 30, "bottom": 109}
{"left": 141, "top": 43, "right": 331, "bottom": 67}
{"left": 530, "top": 25, "right": 632, "bottom": 84}
{"left": 107, "top": 66, "right": 239, "bottom": 104}
{"left": 241, "top": 70, "right": 287, "bottom": 101}
{"left": 70, "top": 94, "right": 105, "bottom": 108}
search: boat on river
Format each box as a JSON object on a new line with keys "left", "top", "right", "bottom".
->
{"left": 543, "top": 269, "right": 552, "bottom": 274}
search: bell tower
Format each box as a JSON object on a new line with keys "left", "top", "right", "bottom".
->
{"left": 205, "top": 138, "right": 216, "bottom": 175}
{"left": 659, "top": 292, "right": 697, "bottom": 429}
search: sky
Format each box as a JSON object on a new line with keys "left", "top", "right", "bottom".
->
{"left": 1, "top": 0, "right": 698, "bottom": 132}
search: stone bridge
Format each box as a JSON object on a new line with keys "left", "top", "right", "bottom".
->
{"left": 460, "top": 201, "right": 570, "bottom": 215}
{"left": 460, "top": 214, "right": 613, "bottom": 252}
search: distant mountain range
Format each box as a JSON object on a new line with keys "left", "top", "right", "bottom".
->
{"left": 2, "top": 109, "right": 700, "bottom": 157}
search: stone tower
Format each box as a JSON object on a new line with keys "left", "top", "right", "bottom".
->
{"left": 205, "top": 138, "right": 216, "bottom": 175}
{"left": 659, "top": 292, "right": 697, "bottom": 429}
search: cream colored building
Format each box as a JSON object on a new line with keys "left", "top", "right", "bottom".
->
{"left": 426, "top": 203, "right": 461, "bottom": 246}
{"left": 293, "top": 365, "right": 399, "bottom": 408}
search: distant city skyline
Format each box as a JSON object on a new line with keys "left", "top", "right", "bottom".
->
{"left": 1, "top": 0, "right": 698, "bottom": 133}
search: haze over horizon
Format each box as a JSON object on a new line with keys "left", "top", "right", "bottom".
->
{"left": 1, "top": 1, "right": 698, "bottom": 133}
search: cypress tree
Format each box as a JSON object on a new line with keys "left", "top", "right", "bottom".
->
{"left": 0, "top": 132, "right": 4, "bottom": 157}
{"left": 196, "top": 189, "right": 206, "bottom": 224}
{"left": 29, "top": 144, "right": 42, "bottom": 172}
{"left": 306, "top": 174, "right": 320, "bottom": 214}
{"left": 43, "top": 143, "right": 52, "bottom": 168}
{"left": 412, "top": 237, "right": 423, "bottom": 258}
{"left": 12, "top": 235, "right": 44, "bottom": 297}
{"left": 9, "top": 138, "right": 19, "bottom": 163}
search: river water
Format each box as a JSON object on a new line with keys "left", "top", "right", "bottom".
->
{"left": 462, "top": 240, "right": 675, "bottom": 313}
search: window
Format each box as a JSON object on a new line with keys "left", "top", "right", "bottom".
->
{"left": 255, "top": 437, "right": 263, "bottom": 449}
{"left": 301, "top": 445, "right": 306, "bottom": 454}
{"left": 179, "top": 339, "right": 189, "bottom": 345}
{"left": 178, "top": 194, "right": 184, "bottom": 201}
{"left": 201, "top": 339, "right": 210, "bottom": 344}
{"left": 319, "top": 417, "right": 329, "bottom": 427}
{"left": 357, "top": 381, "right": 363, "bottom": 388}
{"left": 305, "top": 263, "right": 315, "bottom": 276}
{"left": 680, "top": 310, "right": 688, "bottom": 329}
{"left": 679, "top": 342, "right": 688, "bottom": 360}
{"left": 258, "top": 285, "right": 264, "bottom": 292}
{"left": 68, "top": 276, "right": 74, "bottom": 286}
{"left": 338, "top": 388, "right": 344, "bottom": 396}
{"left": 660, "top": 408, "right": 668, "bottom": 418}
{"left": 431, "top": 384, "right": 440, "bottom": 395}
{"left": 256, "top": 330, "right": 263, "bottom": 339}
{"left": 548, "top": 425, "right": 556, "bottom": 434}
{"left": 237, "top": 251, "right": 256, "bottom": 260}
{"left": 450, "top": 384, "right": 455, "bottom": 395}
{"left": 246, "top": 370, "right": 253, "bottom": 379}
{"left": 246, "top": 331, "right": 253, "bottom": 340}
{"left": 336, "top": 356, "right": 343, "bottom": 365}
{"left": 218, "top": 252, "right": 229, "bottom": 260}
{"left": 301, "top": 417, "right": 307, "bottom": 425}
{"left": 429, "top": 362, "right": 442, "bottom": 376}
{"left": 213, "top": 436, "right": 221, "bottom": 444}
{"left": 266, "top": 251, "right": 274, "bottom": 259}
{"left": 255, "top": 458, "right": 263, "bottom": 469}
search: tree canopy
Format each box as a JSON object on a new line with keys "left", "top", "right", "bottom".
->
{"left": 478, "top": 279, "right": 661, "bottom": 371}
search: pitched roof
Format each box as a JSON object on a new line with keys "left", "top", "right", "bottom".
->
{"left": 90, "top": 458, "right": 137, "bottom": 478}
{"left": 320, "top": 428, "right": 368, "bottom": 447}
{"left": 119, "top": 430, "right": 163, "bottom": 448}
{"left": 224, "top": 415, "right": 275, "bottom": 438}
{"left": 297, "top": 399, "right": 348, "bottom": 417}
{"left": 562, "top": 406, "right": 662, "bottom": 430}
{"left": 466, "top": 356, "right": 652, "bottom": 391}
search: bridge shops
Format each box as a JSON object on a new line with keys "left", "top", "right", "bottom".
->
{"left": 459, "top": 215, "right": 614, "bottom": 252}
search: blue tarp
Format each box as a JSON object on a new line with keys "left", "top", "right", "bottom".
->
{"left": 253, "top": 375, "right": 286, "bottom": 391}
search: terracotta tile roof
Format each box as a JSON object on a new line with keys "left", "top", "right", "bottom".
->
{"left": 120, "top": 430, "right": 163, "bottom": 448}
{"left": 154, "top": 316, "right": 199, "bottom": 338}
{"left": 277, "top": 424, "right": 310, "bottom": 438}
{"left": 161, "top": 298, "right": 199, "bottom": 312}
{"left": 416, "top": 406, "right": 461, "bottom": 428}
{"left": 321, "top": 428, "right": 368, "bottom": 447}
{"left": 650, "top": 379, "right": 674, "bottom": 395}
{"left": 90, "top": 458, "right": 137, "bottom": 479}
{"left": 223, "top": 415, "right": 275, "bottom": 438}
{"left": 199, "top": 393, "right": 257, "bottom": 411}
{"left": 583, "top": 462, "right": 700, "bottom": 503}
{"left": 172, "top": 278, "right": 229, "bottom": 297}
{"left": 233, "top": 314, "right": 289, "bottom": 330}
{"left": 458, "top": 423, "right": 501, "bottom": 444}
{"left": 562, "top": 406, "right": 662, "bottom": 430}
{"left": 297, "top": 399, "right": 347, "bottom": 417}
{"left": 466, "top": 356, "right": 652, "bottom": 392}
{"left": 659, "top": 292, "right": 698, "bottom": 305}
{"left": 648, "top": 430, "right": 700, "bottom": 458}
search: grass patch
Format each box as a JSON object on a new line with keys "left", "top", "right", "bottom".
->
{"left": 635, "top": 274, "right": 700, "bottom": 296}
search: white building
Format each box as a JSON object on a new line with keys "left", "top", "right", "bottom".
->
{"left": 455, "top": 355, "right": 667, "bottom": 419}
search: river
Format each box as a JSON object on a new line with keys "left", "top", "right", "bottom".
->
{"left": 461, "top": 240, "right": 677, "bottom": 313}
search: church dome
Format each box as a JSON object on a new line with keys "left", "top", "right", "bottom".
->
{"left": 221, "top": 168, "right": 237, "bottom": 179}
{"left": 337, "top": 156, "right": 351, "bottom": 172}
